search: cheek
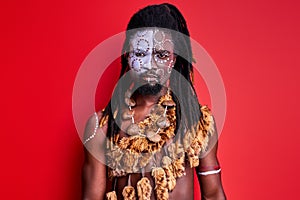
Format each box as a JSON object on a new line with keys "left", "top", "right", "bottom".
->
{"left": 156, "top": 57, "right": 175, "bottom": 82}
{"left": 128, "top": 54, "right": 152, "bottom": 72}
{"left": 156, "top": 65, "right": 168, "bottom": 75}
{"left": 156, "top": 65, "right": 172, "bottom": 83}
{"left": 129, "top": 69, "right": 140, "bottom": 79}
{"left": 128, "top": 55, "right": 142, "bottom": 72}
{"left": 132, "top": 59, "right": 142, "bottom": 70}
{"left": 156, "top": 56, "right": 175, "bottom": 69}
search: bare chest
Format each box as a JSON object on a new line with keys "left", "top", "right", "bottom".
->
{"left": 108, "top": 167, "right": 195, "bottom": 200}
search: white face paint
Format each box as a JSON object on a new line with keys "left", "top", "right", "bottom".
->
{"left": 128, "top": 29, "right": 176, "bottom": 86}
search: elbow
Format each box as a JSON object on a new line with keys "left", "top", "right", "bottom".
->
{"left": 202, "top": 195, "right": 226, "bottom": 200}
{"left": 201, "top": 189, "right": 226, "bottom": 200}
{"left": 202, "top": 195, "right": 227, "bottom": 200}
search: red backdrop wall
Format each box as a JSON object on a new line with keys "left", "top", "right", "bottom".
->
{"left": 1, "top": 0, "right": 300, "bottom": 199}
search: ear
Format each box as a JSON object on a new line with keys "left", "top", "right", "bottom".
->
{"left": 172, "top": 54, "right": 177, "bottom": 66}
{"left": 173, "top": 55, "right": 177, "bottom": 63}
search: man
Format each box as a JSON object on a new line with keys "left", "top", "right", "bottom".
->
{"left": 82, "top": 3, "right": 226, "bottom": 200}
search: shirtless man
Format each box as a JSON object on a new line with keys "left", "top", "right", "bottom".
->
{"left": 82, "top": 3, "right": 226, "bottom": 200}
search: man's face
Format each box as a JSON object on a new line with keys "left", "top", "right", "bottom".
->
{"left": 128, "top": 29, "right": 176, "bottom": 89}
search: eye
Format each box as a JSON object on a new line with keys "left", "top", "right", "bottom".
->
{"left": 155, "top": 51, "right": 170, "bottom": 59}
{"left": 135, "top": 52, "right": 144, "bottom": 57}
{"left": 134, "top": 50, "right": 146, "bottom": 57}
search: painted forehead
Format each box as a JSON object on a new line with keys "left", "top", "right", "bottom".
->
{"left": 129, "top": 29, "right": 174, "bottom": 52}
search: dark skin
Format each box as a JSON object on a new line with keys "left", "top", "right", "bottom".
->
{"left": 82, "top": 89, "right": 226, "bottom": 200}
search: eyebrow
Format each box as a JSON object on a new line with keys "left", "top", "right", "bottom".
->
{"left": 154, "top": 49, "right": 171, "bottom": 54}
{"left": 132, "top": 49, "right": 148, "bottom": 53}
{"left": 131, "top": 48, "right": 171, "bottom": 53}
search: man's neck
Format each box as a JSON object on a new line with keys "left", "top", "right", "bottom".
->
{"left": 134, "top": 87, "right": 167, "bottom": 107}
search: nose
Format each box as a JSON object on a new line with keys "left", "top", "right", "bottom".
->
{"left": 150, "top": 55, "right": 158, "bottom": 69}
{"left": 143, "top": 53, "right": 158, "bottom": 71}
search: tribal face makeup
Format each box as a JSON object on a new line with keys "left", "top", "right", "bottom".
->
{"left": 128, "top": 29, "right": 176, "bottom": 86}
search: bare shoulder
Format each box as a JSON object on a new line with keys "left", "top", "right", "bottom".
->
{"left": 83, "top": 111, "right": 108, "bottom": 159}
{"left": 199, "top": 105, "right": 218, "bottom": 158}
{"left": 82, "top": 111, "right": 108, "bottom": 199}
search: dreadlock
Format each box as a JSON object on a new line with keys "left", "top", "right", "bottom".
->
{"left": 102, "top": 3, "right": 202, "bottom": 141}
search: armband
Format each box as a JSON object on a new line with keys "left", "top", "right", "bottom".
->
{"left": 198, "top": 168, "right": 221, "bottom": 176}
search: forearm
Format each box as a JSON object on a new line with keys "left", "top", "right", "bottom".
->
{"left": 82, "top": 161, "right": 107, "bottom": 200}
{"left": 197, "top": 171, "right": 226, "bottom": 200}
{"left": 197, "top": 140, "right": 226, "bottom": 199}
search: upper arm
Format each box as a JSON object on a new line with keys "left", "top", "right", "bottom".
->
{"left": 82, "top": 112, "right": 108, "bottom": 200}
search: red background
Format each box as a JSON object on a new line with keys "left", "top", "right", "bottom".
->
{"left": 2, "top": 0, "right": 300, "bottom": 199}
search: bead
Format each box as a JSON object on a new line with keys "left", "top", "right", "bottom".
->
{"left": 127, "top": 124, "right": 140, "bottom": 136}
{"left": 151, "top": 104, "right": 165, "bottom": 115}
{"left": 156, "top": 117, "right": 170, "bottom": 128}
{"left": 145, "top": 130, "right": 157, "bottom": 138}
{"left": 148, "top": 134, "right": 161, "bottom": 143}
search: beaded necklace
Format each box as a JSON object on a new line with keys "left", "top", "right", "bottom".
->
{"left": 103, "top": 89, "right": 215, "bottom": 200}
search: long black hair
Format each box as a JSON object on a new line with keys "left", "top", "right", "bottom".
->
{"left": 102, "top": 3, "right": 202, "bottom": 141}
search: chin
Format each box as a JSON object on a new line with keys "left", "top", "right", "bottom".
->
{"left": 136, "top": 83, "right": 162, "bottom": 95}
